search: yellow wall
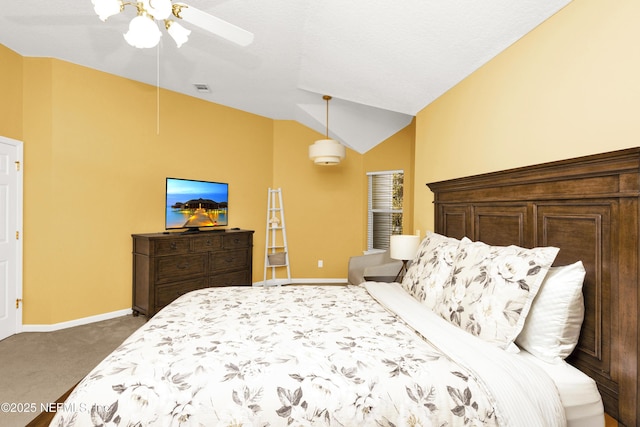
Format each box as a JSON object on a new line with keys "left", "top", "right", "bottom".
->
{"left": 22, "top": 58, "right": 56, "bottom": 323}
{"left": 19, "top": 58, "right": 274, "bottom": 324}
{"left": 364, "top": 119, "right": 416, "bottom": 242}
{"left": 272, "top": 121, "right": 363, "bottom": 279}
{"left": 414, "top": 0, "right": 640, "bottom": 235}
{"left": 0, "top": 45, "right": 23, "bottom": 140}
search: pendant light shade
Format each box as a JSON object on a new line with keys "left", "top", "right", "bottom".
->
{"left": 309, "top": 139, "right": 346, "bottom": 165}
{"left": 309, "top": 95, "right": 345, "bottom": 165}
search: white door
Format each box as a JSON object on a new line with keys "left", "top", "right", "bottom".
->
{"left": 0, "top": 136, "right": 22, "bottom": 341}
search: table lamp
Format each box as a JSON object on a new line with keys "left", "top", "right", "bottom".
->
{"left": 390, "top": 234, "right": 420, "bottom": 282}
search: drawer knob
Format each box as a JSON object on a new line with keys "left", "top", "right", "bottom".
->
{"left": 170, "top": 242, "right": 177, "bottom": 250}
{"left": 177, "top": 262, "right": 190, "bottom": 269}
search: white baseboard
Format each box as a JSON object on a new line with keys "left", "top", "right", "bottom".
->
{"left": 253, "top": 278, "right": 348, "bottom": 287}
{"left": 22, "top": 308, "right": 133, "bottom": 333}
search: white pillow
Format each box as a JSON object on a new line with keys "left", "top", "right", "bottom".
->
{"left": 516, "top": 261, "right": 586, "bottom": 362}
{"left": 434, "top": 240, "right": 559, "bottom": 351}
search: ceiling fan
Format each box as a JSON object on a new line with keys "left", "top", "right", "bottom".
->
{"left": 91, "top": 0, "right": 254, "bottom": 48}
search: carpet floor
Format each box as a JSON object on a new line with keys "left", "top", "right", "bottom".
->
{"left": 0, "top": 315, "right": 146, "bottom": 427}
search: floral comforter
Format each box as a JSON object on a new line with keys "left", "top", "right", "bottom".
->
{"left": 50, "top": 284, "right": 565, "bottom": 426}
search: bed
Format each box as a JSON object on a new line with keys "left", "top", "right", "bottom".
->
{"left": 49, "top": 148, "right": 639, "bottom": 426}
{"left": 50, "top": 281, "right": 577, "bottom": 426}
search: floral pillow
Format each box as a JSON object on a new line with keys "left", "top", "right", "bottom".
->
{"left": 401, "top": 232, "right": 463, "bottom": 310}
{"left": 435, "top": 240, "right": 559, "bottom": 350}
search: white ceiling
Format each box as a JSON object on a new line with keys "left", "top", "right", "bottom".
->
{"left": 0, "top": 0, "right": 572, "bottom": 153}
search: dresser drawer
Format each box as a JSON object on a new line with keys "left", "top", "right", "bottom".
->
{"left": 209, "top": 270, "right": 250, "bottom": 287}
{"left": 223, "top": 233, "right": 251, "bottom": 249}
{"left": 154, "top": 238, "right": 189, "bottom": 256}
{"left": 156, "top": 253, "right": 206, "bottom": 283}
{"left": 191, "top": 235, "right": 223, "bottom": 252}
{"left": 155, "top": 279, "right": 207, "bottom": 309}
{"left": 210, "top": 248, "right": 248, "bottom": 271}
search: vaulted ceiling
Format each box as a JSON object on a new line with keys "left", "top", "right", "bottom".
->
{"left": 0, "top": 0, "right": 572, "bottom": 153}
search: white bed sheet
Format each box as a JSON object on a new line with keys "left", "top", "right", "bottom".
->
{"left": 517, "top": 351, "right": 604, "bottom": 427}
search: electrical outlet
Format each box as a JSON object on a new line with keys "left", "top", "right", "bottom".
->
{"left": 318, "top": 260, "right": 323, "bottom": 268}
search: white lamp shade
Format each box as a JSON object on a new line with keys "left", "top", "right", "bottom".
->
{"left": 167, "top": 21, "right": 191, "bottom": 47}
{"left": 309, "top": 139, "right": 346, "bottom": 165}
{"left": 390, "top": 235, "right": 420, "bottom": 261}
{"left": 92, "top": 0, "right": 122, "bottom": 21}
{"left": 124, "top": 15, "right": 162, "bottom": 48}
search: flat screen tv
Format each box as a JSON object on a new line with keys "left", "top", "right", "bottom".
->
{"left": 165, "top": 177, "right": 229, "bottom": 231}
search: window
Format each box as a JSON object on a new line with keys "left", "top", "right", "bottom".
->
{"left": 367, "top": 170, "right": 404, "bottom": 251}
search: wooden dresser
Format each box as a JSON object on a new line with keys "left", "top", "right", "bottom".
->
{"left": 132, "top": 229, "right": 254, "bottom": 318}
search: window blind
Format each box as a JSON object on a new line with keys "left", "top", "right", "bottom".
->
{"left": 367, "top": 170, "right": 403, "bottom": 251}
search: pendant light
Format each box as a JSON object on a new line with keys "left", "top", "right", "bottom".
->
{"left": 308, "top": 95, "right": 346, "bottom": 165}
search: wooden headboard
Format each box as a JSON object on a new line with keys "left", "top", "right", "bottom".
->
{"left": 427, "top": 148, "right": 639, "bottom": 427}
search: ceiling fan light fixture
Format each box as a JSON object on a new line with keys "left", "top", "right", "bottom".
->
{"left": 166, "top": 20, "right": 191, "bottom": 47}
{"left": 92, "top": 1, "right": 254, "bottom": 49}
{"left": 124, "top": 14, "right": 162, "bottom": 48}
{"left": 92, "top": 0, "right": 123, "bottom": 21}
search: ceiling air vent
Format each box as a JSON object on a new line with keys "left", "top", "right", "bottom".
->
{"left": 193, "top": 84, "right": 211, "bottom": 93}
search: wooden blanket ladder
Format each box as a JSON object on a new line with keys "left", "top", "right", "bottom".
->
{"left": 264, "top": 188, "right": 291, "bottom": 286}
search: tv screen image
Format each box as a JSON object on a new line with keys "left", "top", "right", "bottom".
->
{"left": 165, "top": 178, "right": 229, "bottom": 230}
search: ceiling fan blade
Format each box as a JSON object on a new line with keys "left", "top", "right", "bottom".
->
{"left": 174, "top": 5, "right": 254, "bottom": 47}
